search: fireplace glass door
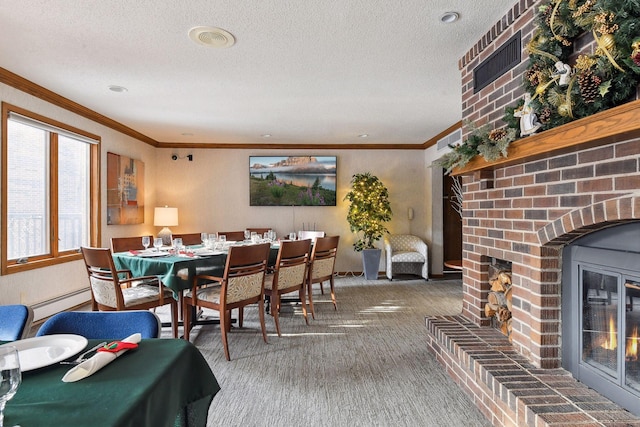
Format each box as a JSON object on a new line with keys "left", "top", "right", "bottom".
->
{"left": 580, "top": 266, "right": 640, "bottom": 394}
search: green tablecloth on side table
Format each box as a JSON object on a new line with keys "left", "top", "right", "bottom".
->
{"left": 5, "top": 339, "right": 220, "bottom": 427}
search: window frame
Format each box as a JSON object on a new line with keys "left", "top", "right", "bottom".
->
{"left": 1, "top": 102, "right": 100, "bottom": 274}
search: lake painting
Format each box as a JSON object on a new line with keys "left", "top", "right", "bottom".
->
{"left": 249, "top": 156, "right": 337, "bottom": 206}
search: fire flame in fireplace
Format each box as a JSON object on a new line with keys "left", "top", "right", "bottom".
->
{"left": 601, "top": 314, "right": 617, "bottom": 351}
{"left": 626, "top": 325, "right": 638, "bottom": 362}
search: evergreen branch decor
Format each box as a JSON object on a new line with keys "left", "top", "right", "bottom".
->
{"left": 437, "top": 0, "right": 640, "bottom": 174}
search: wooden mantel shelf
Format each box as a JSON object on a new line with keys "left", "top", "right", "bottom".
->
{"left": 452, "top": 99, "right": 640, "bottom": 176}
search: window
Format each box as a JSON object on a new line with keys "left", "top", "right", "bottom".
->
{"left": 2, "top": 103, "right": 100, "bottom": 274}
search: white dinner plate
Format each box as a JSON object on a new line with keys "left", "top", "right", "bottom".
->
{"left": 136, "top": 252, "right": 169, "bottom": 258}
{"left": 194, "top": 250, "right": 224, "bottom": 256}
{"left": 0, "top": 334, "right": 88, "bottom": 371}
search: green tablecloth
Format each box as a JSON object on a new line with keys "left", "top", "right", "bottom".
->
{"left": 113, "top": 247, "right": 279, "bottom": 294}
{"left": 112, "top": 252, "right": 226, "bottom": 293}
{"left": 5, "top": 339, "right": 220, "bottom": 427}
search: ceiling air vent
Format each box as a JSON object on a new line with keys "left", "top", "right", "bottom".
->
{"left": 473, "top": 31, "right": 521, "bottom": 93}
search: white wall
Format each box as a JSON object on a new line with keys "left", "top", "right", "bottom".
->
{"left": 155, "top": 147, "right": 428, "bottom": 274}
{"left": 0, "top": 82, "right": 439, "bottom": 309}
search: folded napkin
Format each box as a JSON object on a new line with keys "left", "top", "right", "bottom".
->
{"left": 62, "top": 333, "right": 141, "bottom": 383}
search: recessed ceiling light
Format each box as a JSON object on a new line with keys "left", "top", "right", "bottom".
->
{"left": 440, "top": 12, "right": 460, "bottom": 23}
{"left": 108, "top": 85, "right": 128, "bottom": 93}
{"left": 188, "top": 26, "right": 235, "bottom": 48}
{"left": 261, "top": 134, "right": 271, "bottom": 138}
{"left": 181, "top": 132, "right": 194, "bottom": 136}
{"left": 358, "top": 134, "right": 369, "bottom": 138}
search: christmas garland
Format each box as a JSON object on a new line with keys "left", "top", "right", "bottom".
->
{"left": 437, "top": 0, "right": 640, "bottom": 174}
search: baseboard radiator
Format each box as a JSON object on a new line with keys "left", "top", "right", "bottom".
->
{"left": 31, "top": 288, "right": 92, "bottom": 322}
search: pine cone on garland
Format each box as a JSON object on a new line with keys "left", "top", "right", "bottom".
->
{"left": 578, "top": 70, "right": 602, "bottom": 103}
{"left": 538, "top": 107, "right": 552, "bottom": 124}
{"left": 525, "top": 64, "right": 544, "bottom": 86}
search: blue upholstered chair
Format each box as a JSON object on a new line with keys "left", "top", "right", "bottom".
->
{"left": 36, "top": 311, "right": 162, "bottom": 340}
{"left": 0, "top": 304, "right": 34, "bottom": 341}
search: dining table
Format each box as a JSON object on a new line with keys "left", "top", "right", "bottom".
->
{"left": 3, "top": 338, "right": 220, "bottom": 427}
{"left": 112, "top": 244, "right": 280, "bottom": 326}
{"left": 112, "top": 244, "right": 280, "bottom": 296}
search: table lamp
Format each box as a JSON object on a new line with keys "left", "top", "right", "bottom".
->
{"left": 154, "top": 206, "right": 178, "bottom": 245}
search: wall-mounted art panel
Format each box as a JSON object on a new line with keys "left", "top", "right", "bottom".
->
{"left": 107, "top": 152, "right": 144, "bottom": 224}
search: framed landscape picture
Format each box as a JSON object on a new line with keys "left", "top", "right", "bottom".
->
{"left": 249, "top": 156, "right": 337, "bottom": 206}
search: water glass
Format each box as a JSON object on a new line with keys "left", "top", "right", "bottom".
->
{"left": 244, "top": 230, "right": 251, "bottom": 241}
{"left": 172, "top": 238, "right": 184, "bottom": 252}
{"left": 201, "top": 232, "right": 208, "bottom": 246}
{"left": 153, "top": 237, "right": 163, "bottom": 252}
{"left": 218, "top": 235, "right": 226, "bottom": 249}
{"left": 207, "top": 233, "right": 217, "bottom": 249}
{"left": 0, "top": 345, "right": 21, "bottom": 427}
{"left": 141, "top": 236, "right": 150, "bottom": 250}
{"left": 289, "top": 232, "right": 296, "bottom": 241}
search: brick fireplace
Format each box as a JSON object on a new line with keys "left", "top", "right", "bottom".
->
{"left": 425, "top": 1, "right": 640, "bottom": 425}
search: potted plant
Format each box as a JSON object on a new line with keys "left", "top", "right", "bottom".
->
{"left": 344, "top": 172, "right": 392, "bottom": 279}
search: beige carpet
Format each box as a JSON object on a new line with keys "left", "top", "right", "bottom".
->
{"left": 178, "top": 276, "right": 490, "bottom": 427}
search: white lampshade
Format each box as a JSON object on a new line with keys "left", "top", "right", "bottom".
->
{"left": 154, "top": 206, "right": 178, "bottom": 245}
{"left": 154, "top": 207, "right": 178, "bottom": 227}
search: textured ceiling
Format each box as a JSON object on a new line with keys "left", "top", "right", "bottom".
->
{"left": 0, "top": 0, "right": 515, "bottom": 146}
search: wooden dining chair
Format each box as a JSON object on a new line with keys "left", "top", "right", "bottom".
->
{"left": 170, "top": 233, "right": 202, "bottom": 246}
{"left": 217, "top": 231, "right": 246, "bottom": 242}
{"left": 183, "top": 243, "right": 271, "bottom": 361}
{"left": 307, "top": 235, "right": 340, "bottom": 318}
{"left": 80, "top": 247, "right": 178, "bottom": 338}
{"left": 264, "top": 239, "right": 311, "bottom": 337}
{"left": 110, "top": 235, "right": 153, "bottom": 253}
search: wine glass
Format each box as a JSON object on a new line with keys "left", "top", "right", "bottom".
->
{"left": 0, "top": 346, "right": 21, "bottom": 427}
{"left": 244, "top": 230, "right": 251, "bottom": 241}
{"left": 141, "top": 236, "right": 150, "bottom": 250}
{"left": 153, "top": 237, "right": 163, "bottom": 252}
{"left": 172, "top": 238, "right": 183, "bottom": 253}
{"left": 207, "top": 233, "right": 217, "bottom": 249}
{"left": 289, "top": 232, "right": 296, "bottom": 241}
{"left": 201, "top": 232, "right": 208, "bottom": 246}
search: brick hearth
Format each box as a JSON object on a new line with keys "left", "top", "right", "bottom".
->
{"left": 425, "top": 316, "right": 640, "bottom": 427}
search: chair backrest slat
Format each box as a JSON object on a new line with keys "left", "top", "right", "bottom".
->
{"left": 309, "top": 236, "right": 339, "bottom": 282}
{"left": 170, "top": 233, "right": 201, "bottom": 246}
{"left": 111, "top": 236, "right": 153, "bottom": 253}
{"left": 81, "top": 247, "right": 124, "bottom": 309}
{"left": 272, "top": 239, "right": 311, "bottom": 292}
{"left": 222, "top": 243, "right": 271, "bottom": 304}
{"left": 218, "top": 231, "right": 246, "bottom": 242}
